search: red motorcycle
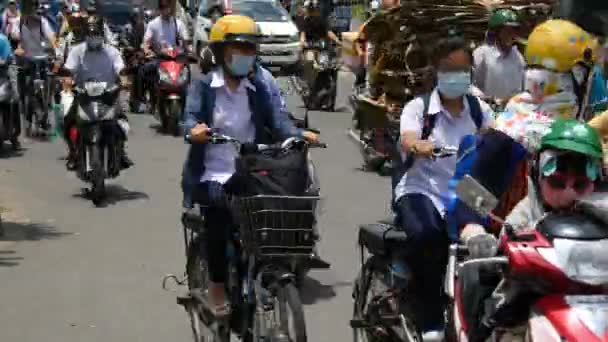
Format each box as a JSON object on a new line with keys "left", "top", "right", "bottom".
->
{"left": 154, "top": 47, "right": 195, "bottom": 136}
{"left": 446, "top": 175, "right": 608, "bottom": 342}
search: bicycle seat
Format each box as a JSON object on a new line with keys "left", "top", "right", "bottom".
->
{"left": 358, "top": 221, "right": 408, "bottom": 256}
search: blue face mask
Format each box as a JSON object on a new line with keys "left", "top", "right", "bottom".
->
{"left": 437, "top": 71, "right": 471, "bottom": 99}
{"left": 228, "top": 54, "right": 255, "bottom": 78}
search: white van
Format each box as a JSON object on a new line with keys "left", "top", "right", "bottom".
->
{"left": 193, "top": 0, "right": 301, "bottom": 71}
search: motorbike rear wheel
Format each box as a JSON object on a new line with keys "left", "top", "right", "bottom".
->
{"left": 90, "top": 145, "right": 106, "bottom": 206}
{"left": 168, "top": 100, "right": 182, "bottom": 137}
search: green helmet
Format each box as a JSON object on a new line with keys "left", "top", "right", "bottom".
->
{"left": 540, "top": 119, "right": 603, "bottom": 159}
{"left": 488, "top": 9, "right": 520, "bottom": 30}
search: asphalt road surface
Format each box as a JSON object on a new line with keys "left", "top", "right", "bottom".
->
{"left": 0, "top": 72, "right": 391, "bottom": 342}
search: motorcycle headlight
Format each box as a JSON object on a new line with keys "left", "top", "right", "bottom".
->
{"left": 541, "top": 239, "right": 608, "bottom": 285}
{"left": 178, "top": 68, "right": 189, "bottom": 85}
{"left": 159, "top": 69, "right": 172, "bottom": 84}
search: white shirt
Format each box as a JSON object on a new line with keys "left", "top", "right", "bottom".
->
{"left": 143, "top": 16, "right": 189, "bottom": 53}
{"left": 473, "top": 44, "right": 525, "bottom": 100}
{"left": 395, "top": 88, "right": 494, "bottom": 214}
{"left": 201, "top": 69, "right": 256, "bottom": 184}
{"left": 64, "top": 42, "right": 124, "bottom": 85}
{"left": 14, "top": 17, "right": 54, "bottom": 57}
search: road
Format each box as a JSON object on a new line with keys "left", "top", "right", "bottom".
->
{"left": 0, "top": 72, "right": 391, "bottom": 342}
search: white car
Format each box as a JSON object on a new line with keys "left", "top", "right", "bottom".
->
{"left": 193, "top": 0, "right": 301, "bottom": 70}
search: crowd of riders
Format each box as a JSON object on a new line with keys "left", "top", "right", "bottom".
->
{"left": 2, "top": 0, "right": 608, "bottom": 339}
{"left": 388, "top": 8, "right": 608, "bottom": 342}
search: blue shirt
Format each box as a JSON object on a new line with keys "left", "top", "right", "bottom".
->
{"left": 589, "top": 65, "right": 608, "bottom": 114}
{"left": 0, "top": 33, "right": 12, "bottom": 59}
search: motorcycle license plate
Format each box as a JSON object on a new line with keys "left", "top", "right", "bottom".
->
{"left": 565, "top": 295, "right": 608, "bottom": 337}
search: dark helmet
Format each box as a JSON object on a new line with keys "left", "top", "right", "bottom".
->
{"left": 86, "top": 15, "right": 104, "bottom": 37}
{"left": 158, "top": 0, "right": 172, "bottom": 10}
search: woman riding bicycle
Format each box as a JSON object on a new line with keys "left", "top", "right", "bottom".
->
{"left": 181, "top": 14, "right": 318, "bottom": 317}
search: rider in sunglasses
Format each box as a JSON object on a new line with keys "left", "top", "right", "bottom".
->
{"left": 460, "top": 119, "right": 603, "bottom": 341}
{"left": 507, "top": 119, "right": 603, "bottom": 228}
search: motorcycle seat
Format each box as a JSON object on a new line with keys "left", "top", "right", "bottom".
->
{"left": 358, "top": 221, "right": 408, "bottom": 256}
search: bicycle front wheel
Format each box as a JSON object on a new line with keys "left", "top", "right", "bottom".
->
{"left": 276, "top": 282, "right": 307, "bottom": 342}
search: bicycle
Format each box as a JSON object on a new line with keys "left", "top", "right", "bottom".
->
{"left": 177, "top": 133, "right": 327, "bottom": 342}
{"left": 350, "top": 146, "right": 458, "bottom": 342}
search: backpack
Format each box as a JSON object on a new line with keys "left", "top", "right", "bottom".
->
{"left": 390, "top": 93, "right": 484, "bottom": 209}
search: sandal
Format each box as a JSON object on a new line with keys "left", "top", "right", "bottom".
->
{"left": 199, "top": 294, "right": 231, "bottom": 320}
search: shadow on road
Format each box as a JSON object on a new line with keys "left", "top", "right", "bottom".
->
{"left": 0, "top": 250, "right": 23, "bottom": 267}
{"left": 0, "top": 221, "right": 69, "bottom": 267}
{"left": 0, "top": 146, "right": 26, "bottom": 159}
{"left": 1, "top": 220, "right": 68, "bottom": 242}
{"left": 73, "top": 184, "right": 150, "bottom": 207}
{"left": 299, "top": 276, "right": 352, "bottom": 305}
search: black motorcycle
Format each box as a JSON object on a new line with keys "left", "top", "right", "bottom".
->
{"left": 71, "top": 80, "right": 124, "bottom": 206}
{"left": 291, "top": 39, "right": 340, "bottom": 112}
{"left": 0, "top": 59, "right": 20, "bottom": 150}
{"left": 22, "top": 54, "right": 54, "bottom": 137}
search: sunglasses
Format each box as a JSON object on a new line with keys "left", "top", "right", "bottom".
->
{"left": 544, "top": 172, "right": 593, "bottom": 193}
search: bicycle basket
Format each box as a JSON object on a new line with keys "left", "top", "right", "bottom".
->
{"left": 230, "top": 195, "right": 320, "bottom": 257}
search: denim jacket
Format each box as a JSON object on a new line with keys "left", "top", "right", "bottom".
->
{"left": 181, "top": 66, "right": 303, "bottom": 208}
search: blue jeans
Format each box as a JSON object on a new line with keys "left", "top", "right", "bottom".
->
{"left": 192, "top": 181, "right": 232, "bottom": 283}
{"left": 395, "top": 193, "right": 448, "bottom": 331}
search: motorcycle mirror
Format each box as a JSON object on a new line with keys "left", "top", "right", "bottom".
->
{"left": 455, "top": 175, "right": 499, "bottom": 217}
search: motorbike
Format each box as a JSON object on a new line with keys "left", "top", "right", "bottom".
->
{"left": 291, "top": 39, "right": 340, "bottom": 112}
{"left": 348, "top": 89, "right": 403, "bottom": 175}
{"left": 445, "top": 175, "right": 608, "bottom": 342}
{"left": 166, "top": 133, "right": 327, "bottom": 342}
{"left": 153, "top": 47, "right": 195, "bottom": 136}
{"left": 22, "top": 53, "right": 55, "bottom": 137}
{"left": 0, "top": 58, "right": 21, "bottom": 150}
{"left": 70, "top": 80, "right": 124, "bottom": 206}
{"left": 350, "top": 146, "right": 458, "bottom": 342}
{"left": 118, "top": 36, "right": 148, "bottom": 113}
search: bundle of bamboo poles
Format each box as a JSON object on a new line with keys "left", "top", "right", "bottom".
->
{"left": 365, "top": 0, "right": 556, "bottom": 102}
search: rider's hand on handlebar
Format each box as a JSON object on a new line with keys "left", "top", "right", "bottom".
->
{"left": 52, "top": 61, "right": 61, "bottom": 73}
{"left": 144, "top": 50, "right": 155, "bottom": 59}
{"left": 190, "top": 123, "right": 212, "bottom": 144}
{"left": 14, "top": 48, "right": 24, "bottom": 57}
{"left": 302, "top": 130, "right": 319, "bottom": 144}
{"left": 410, "top": 140, "right": 435, "bottom": 157}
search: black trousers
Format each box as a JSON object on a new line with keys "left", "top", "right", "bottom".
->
{"left": 193, "top": 181, "right": 232, "bottom": 283}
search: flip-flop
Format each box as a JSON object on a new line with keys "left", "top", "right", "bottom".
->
{"left": 199, "top": 295, "right": 231, "bottom": 320}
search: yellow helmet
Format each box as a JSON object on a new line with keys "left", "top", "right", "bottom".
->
{"left": 526, "top": 19, "right": 598, "bottom": 73}
{"left": 209, "top": 15, "right": 258, "bottom": 47}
